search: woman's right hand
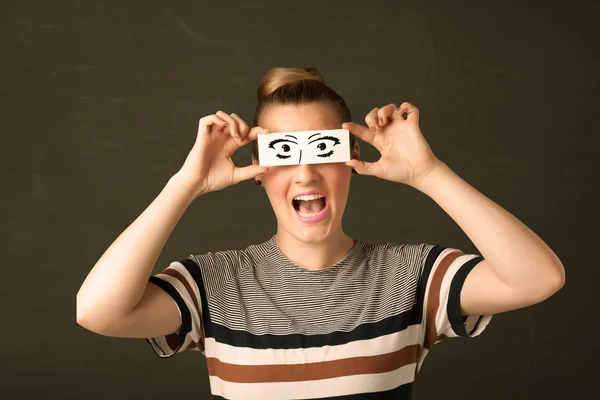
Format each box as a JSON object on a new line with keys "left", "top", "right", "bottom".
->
{"left": 172, "top": 111, "right": 270, "bottom": 199}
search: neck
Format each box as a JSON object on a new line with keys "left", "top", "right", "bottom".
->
{"left": 273, "top": 228, "right": 356, "bottom": 271}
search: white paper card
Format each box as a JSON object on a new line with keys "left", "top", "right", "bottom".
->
{"left": 257, "top": 129, "right": 350, "bottom": 166}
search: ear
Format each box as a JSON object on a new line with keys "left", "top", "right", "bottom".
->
{"left": 351, "top": 141, "right": 360, "bottom": 160}
{"left": 350, "top": 142, "right": 360, "bottom": 175}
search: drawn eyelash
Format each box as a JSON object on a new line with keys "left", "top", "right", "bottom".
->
{"left": 276, "top": 154, "right": 291, "bottom": 159}
{"left": 320, "top": 135, "right": 340, "bottom": 144}
{"left": 268, "top": 138, "right": 297, "bottom": 148}
{"left": 317, "top": 150, "right": 334, "bottom": 158}
{"left": 308, "top": 135, "right": 340, "bottom": 145}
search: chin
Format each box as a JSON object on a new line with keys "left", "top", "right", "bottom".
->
{"left": 293, "top": 229, "right": 331, "bottom": 243}
{"left": 283, "top": 219, "right": 339, "bottom": 245}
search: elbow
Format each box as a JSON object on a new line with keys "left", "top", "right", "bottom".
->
{"left": 76, "top": 310, "right": 108, "bottom": 335}
{"left": 553, "top": 273, "right": 566, "bottom": 293}
{"left": 76, "top": 301, "right": 104, "bottom": 333}
{"left": 76, "top": 303, "right": 93, "bottom": 330}
{"left": 76, "top": 295, "right": 90, "bottom": 326}
{"left": 527, "top": 267, "right": 565, "bottom": 304}
{"left": 542, "top": 267, "right": 566, "bottom": 300}
{"left": 552, "top": 263, "right": 566, "bottom": 291}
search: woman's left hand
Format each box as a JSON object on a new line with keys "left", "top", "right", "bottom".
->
{"left": 343, "top": 102, "right": 443, "bottom": 188}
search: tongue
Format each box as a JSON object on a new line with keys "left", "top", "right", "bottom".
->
{"left": 298, "top": 198, "right": 325, "bottom": 214}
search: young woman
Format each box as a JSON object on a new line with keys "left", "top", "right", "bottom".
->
{"left": 76, "top": 67, "right": 565, "bottom": 399}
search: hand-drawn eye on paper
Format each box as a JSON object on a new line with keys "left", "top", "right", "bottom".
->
{"left": 268, "top": 135, "right": 299, "bottom": 160}
{"left": 308, "top": 134, "right": 341, "bottom": 158}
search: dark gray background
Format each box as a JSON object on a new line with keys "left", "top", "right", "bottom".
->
{"left": 2, "top": 0, "right": 598, "bottom": 398}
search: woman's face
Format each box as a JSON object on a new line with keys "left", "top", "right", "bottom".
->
{"left": 254, "top": 102, "right": 360, "bottom": 244}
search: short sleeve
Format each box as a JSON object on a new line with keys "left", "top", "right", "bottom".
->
{"left": 412, "top": 243, "right": 493, "bottom": 348}
{"left": 145, "top": 258, "right": 206, "bottom": 358}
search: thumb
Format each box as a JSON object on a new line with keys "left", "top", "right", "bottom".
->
{"left": 232, "top": 164, "right": 270, "bottom": 185}
{"left": 346, "top": 159, "right": 378, "bottom": 177}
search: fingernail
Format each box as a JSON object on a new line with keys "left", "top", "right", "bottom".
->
{"left": 379, "top": 118, "right": 384, "bottom": 125}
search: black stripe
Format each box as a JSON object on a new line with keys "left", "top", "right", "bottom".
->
{"left": 412, "top": 245, "right": 445, "bottom": 325}
{"left": 207, "top": 307, "right": 415, "bottom": 349}
{"left": 447, "top": 255, "right": 485, "bottom": 336}
{"left": 146, "top": 272, "right": 192, "bottom": 357}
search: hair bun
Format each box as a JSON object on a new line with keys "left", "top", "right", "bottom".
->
{"left": 257, "top": 67, "right": 325, "bottom": 103}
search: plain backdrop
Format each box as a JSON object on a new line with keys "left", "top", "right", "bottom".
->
{"left": 1, "top": 0, "right": 598, "bottom": 398}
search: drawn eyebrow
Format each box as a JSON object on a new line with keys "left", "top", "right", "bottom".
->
{"left": 285, "top": 134, "right": 297, "bottom": 140}
{"left": 308, "top": 132, "right": 322, "bottom": 140}
{"left": 308, "top": 135, "right": 340, "bottom": 145}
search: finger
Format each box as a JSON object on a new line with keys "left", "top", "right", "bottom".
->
{"left": 377, "top": 104, "right": 398, "bottom": 126}
{"left": 345, "top": 159, "right": 380, "bottom": 177}
{"left": 232, "top": 164, "right": 270, "bottom": 185}
{"left": 228, "top": 113, "right": 250, "bottom": 147}
{"left": 397, "top": 102, "right": 419, "bottom": 125}
{"left": 215, "top": 110, "right": 240, "bottom": 138}
{"left": 230, "top": 113, "right": 249, "bottom": 138}
{"left": 246, "top": 125, "right": 270, "bottom": 142}
{"left": 198, "top": 115, "right": 226, "bottom": 136}
{"left": 223, "top": 126, "right": 270, "bottom": 157}
{"left": 342, "top": 122, "right": 375, "bottom": 145}
{"left": 365, "top": 107, "right": 380, "bottom": 132}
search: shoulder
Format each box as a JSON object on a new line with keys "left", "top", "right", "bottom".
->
{"left": 356, "top": 239, "right": 441, "bottom": 275}
{"left": 357, "top": 238, "right": 436, "bottom": 260}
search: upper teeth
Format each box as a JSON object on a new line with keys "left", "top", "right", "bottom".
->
{"left": 294, "top": 194, "right": 324, "bottom": 201}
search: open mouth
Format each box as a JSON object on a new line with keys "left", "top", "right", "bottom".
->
{"left": 292, "top": 195, "right": 327, "bottom": 217}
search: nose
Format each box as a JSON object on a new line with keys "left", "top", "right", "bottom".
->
{"left": 293, "top": 162, "right": 320, "bottom": 185}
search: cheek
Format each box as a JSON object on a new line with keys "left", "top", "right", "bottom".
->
{"left": 333, "top": 180, "right": 350, "bottom": 201}
{"left": 331, "top": 165, "right": 352, "bottom": 184}
{"left": 325, "top": 167, "right": 352, "bottom": 198}
{"left": 264, "top": 174, "right": 289, "bottom": 205}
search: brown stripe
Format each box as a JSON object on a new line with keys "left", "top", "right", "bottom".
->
{"left": 424, "top": 250, "right": 463, "bottom": 349}
{"left": 161, "top": 266, "right": 206, "bottom": 352}
{"left": 206, "top": 344, "right": 420, "bottom": 383}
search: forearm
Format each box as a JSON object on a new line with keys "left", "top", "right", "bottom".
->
{"left": 76, "top": 175, "right": 197, "bottom": 328}
{"left": 413, "top": 161, "right": 565, "bottom": 290}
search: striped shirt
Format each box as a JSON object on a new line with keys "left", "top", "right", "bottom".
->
{"left": 146, "top": 235, "right": 493, "bottom": 399}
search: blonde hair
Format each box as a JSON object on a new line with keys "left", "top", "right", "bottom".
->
{"left": 251, "top": 67, "right": 355, "bottom": 163}
{"left": 256, "top": 67, "right": 325, "bottom": 103}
